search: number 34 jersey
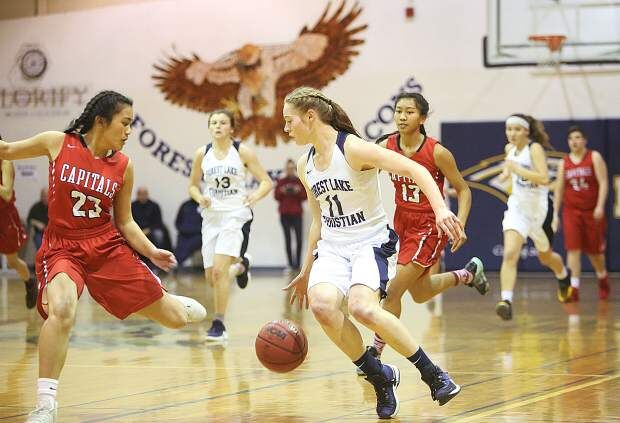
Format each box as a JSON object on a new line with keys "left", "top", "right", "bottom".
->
{"left": 48, "top": 133, "right": 128, "bottom": 231}
{"left": 305, "top": 132, "right": 389, "bottom": 244}
{"left": 386, "top": 134, "right": 444, "bottom": 214}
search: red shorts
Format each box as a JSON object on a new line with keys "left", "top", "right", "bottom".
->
{"left": 393, "top": 208, "right": 448, "bottom": 267}
{"left": 0, "top": 204, "right": 28, "bottom": 254}
{"left": 562, "top": 207, "right": 606, "bottom": 255}
{"left": 35, "top": 222, "right": 164, "bottom": 320}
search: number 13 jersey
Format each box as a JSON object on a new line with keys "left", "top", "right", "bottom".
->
{"left": 305, "top": 132, "right": 388, "bottom": 244}
{"left": 201, "top": 141, "right": 248, "bottom": 212}
{"left": 48, "top": 133, "right": 128, "bottom": 232}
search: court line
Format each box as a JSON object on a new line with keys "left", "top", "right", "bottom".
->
{"left": 442, "top": 371, "right": 620, "bottom": 423}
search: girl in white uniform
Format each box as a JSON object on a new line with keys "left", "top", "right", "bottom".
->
{"left": 188, "top": 109, "right": 273, "bottom": 341}
{"left": 282, "top": 87, "right": 464, "bottom": 419}
{"left": 496, "top": 114, "right": 571, "bottom": 321}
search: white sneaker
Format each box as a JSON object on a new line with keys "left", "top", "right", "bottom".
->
{"left": 26, "top": 401, "right": 57, "bottom": 423}
{"left": 170, "top": 294, "right": 207, "bottom": 323}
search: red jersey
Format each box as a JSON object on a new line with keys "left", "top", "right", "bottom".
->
{"left": 386, "top": 134, "right": 444, "bottom": 213}
{"left": 48, "top": 133, "right": 129, "bottom": 232}
{"left": 563, "top": 150, "right": 599, "bottom": 210}
{"left": 0, "top": 159, "right": 17, "bottom": 208}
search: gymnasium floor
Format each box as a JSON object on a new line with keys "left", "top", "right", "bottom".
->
{"left": 0, "top": 270, "right": 618, "bottom": 422}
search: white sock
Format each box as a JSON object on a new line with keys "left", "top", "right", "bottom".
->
{"left": 501, "top": 290, "right": 513, "bottom": 302}
{"left": 37, "top": 378, "right": 58, "bottom": 407}
{"left": 596, "top": 271, "right": 608, "bottom": 280}
{"left": 570, "top": 277, "right": 580, "bottom": 289}
{"left": 228, "top": 263, "right": 242, "bottom": 278}
{"left": 170, "top": 294, "right": 206, "bottom": 323}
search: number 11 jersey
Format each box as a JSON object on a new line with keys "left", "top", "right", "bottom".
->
{"left": 48, "top": 133, "right": 128, "bottom": 232}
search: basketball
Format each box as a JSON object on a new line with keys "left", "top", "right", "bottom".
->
{"left": 255, "top": 319, "right": 308, "bottom": 373}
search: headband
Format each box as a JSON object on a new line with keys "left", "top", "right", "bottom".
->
{"left": 506, "top": 116, "right": 530, "bottom": 130}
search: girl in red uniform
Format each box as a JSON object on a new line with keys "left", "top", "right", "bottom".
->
{"left": 0, "top": 91, "right": 206, "bottom": 423}
{"left": 0, "top": 146, "right": 38, "bottom": 309}
{"left": 553, "top": 126, "right": 609, "bottom": 301}
{"left": 369, "top": 93, "right": 488, "bottom": 374}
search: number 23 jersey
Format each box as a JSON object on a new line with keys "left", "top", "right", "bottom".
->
{"left": 305, "top": 132, "right": 389, "bottom": 244}
{"left": 48, "top": 133, "right": 128, "bottom": 231}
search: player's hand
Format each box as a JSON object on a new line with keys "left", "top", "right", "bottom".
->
{"left": 149, "top": 249, "right": 177, "bottom": 272}
{"left": 435, "top": 207, "right": 464, "bottom": 243}
{"left": 504, "top": 160, "right": 516, "bottom": 173}
{"left": 282, "top": 272, "right": 309, "bottom": 310}
{"left": 244, "top": 192, "right": 260, "bottom": 207}
{"left": 551, "top": 213, "right": 560, "bottom": 233}
{"left": 450, "top": 229, "right": 468, "bottom": 252}
{"left": 593, "top": 206, "right": 604, "bottom": 220}
{"left": 199, "top": 196, "right": 211, "bottom": 209}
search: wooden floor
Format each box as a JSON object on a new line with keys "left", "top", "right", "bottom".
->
{"left": 0, "top": 270, "right": 618, "bottom": 422}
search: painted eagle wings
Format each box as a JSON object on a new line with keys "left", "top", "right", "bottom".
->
{"left": 152, "top": 1, "right": 367, "bottom": 146}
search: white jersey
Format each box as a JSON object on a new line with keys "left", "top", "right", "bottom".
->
{"left": 506, "top": 142, "right": 548, "bottom": 206}
{"left": 305, "top": 132, "right": 389, "bottom": 244}
{"left": 201, "top": 141, "right": 248, "bottom": 212}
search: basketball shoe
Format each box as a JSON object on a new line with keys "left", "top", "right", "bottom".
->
{"left": 599, "top": 276, "right": 610, "bottom": 300}
{"left": 26, "top": 400, "right": 57, "bottom": 423}
{"left": 356, "top": 346, "right": 380, "bottom": 376}
{"left": 365, "top": 363, "right": 400, "bottom": 419}
{"left": 206, "top": 319, "right": 228, "bottom": 342}
{"left": 421, "top": 365, "right": 461, "bottom": 405}
{"left": 557, "top": 271, "right": 573, "bottom": 303}
{"left": 495, "top": 299, "right": 513, "bottom": 321}
{"left": 464, "top": 257, "right": 489, "bottom": 295}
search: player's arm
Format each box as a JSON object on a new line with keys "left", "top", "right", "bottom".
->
{"left": 498, "top": 144, "right": 512, "bottom": 182}
{"left": 240, "top": 144, "right": 273, "bottom": 207}
{"left": 282, "top": 154, "right": 321, "bottom": 309}
{"left": 345, "top": 136, "right": 463, "bottom": 241}
{"left": 507, "top": 143, "right": 550, "bottom": 185}
{"left": 592, "top": 150, "right": 609, "bottom": 220}
{"left": 114, "top": 160, "right": 176, "bottom": 271}
{"left": 552, "top": 159, "right": 565, "bottom": 232}
{"left": 0, "top": 131, "right": 64, "bottom": 161}
{"left": 0, "top": 160, "right": 15, "bottom": 202}
{"left": 435, "top": 145, "right": 471, "bottom": 252}
{"left": 188, "top": 146, "right": 210, "bottom": 208}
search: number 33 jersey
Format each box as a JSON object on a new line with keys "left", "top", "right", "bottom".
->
{"left": 305, "top": 132, "right": 388, "bottom": 244}
{"left": 201, "top": 141, "right": 248, "bottom": 212}
{"left": 386, "top": 133, "right": 444, "bottom": 214}
{"left": 48, "top": 133, "right": 128, "bottom": 231}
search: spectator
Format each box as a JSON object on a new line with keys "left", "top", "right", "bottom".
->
{"left": 274, "top": 158, "right": 307, "bottom": 270}
{"left": 174, "top": 198, "right": 202, "bottom": 269}
{"left": 27, "top": 187, "right": 48, "bottom": 251}
{"left": 131, "top": 187, "right": 171, "bottom": 267}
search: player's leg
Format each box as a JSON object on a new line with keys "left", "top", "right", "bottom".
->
{"left": 562, "top": 207, "right": 583, "bottom": 300}
{"left": 583, "top": 212, "right": 609, "bottom": 300}
{"left": 280, "top": 215, "right": 294, "bottom": 269}
{"left": 566, "top": 250, "right": 582, "bottom": 301}
{"left": 533, "top": 220, "right": 570, "bottom": 303}
{"left": 497, "top": 229, "right": 525, "bottom": 320}
{"left": 587, "top": 253, "right": 610, "bottom": 300}
{"left": 136, "top": 292, "right": 206, "bottom": 328}
{"left": 5, "top": 252, "right": 37, "bottom": 308}
{"left": 205, "top": 253, "right": 234, "bottom": 341}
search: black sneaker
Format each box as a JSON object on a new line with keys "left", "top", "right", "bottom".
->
{"left": 464, "top": 257, "right": 489, "bottom": 295}
{"left": 24, "top": 278, "right": 38, "bottom": 309}
{"left": 356, "top": 346, "right": 380, "bottom": 376}
{"left": 365, "top": 363, "right": 400, "bottom": 419}
{"left": 495, "top": 299, "right": 512, "bottom": 321}
{"left": 205, "top": 319, "right": 228, "bottom": 342}
{"left": 421, "top": 365, "right": 461, "bottom": 406}
{"left": 557, "top": 270, "right": 573, "bottom": 303}
{"left": 236, "top": 256, "right": 250, "bottom": 289}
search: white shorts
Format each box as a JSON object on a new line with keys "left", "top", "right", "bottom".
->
{"left": 201, "top": 208, "right": 252, "bottom": 268}
{"left": 309, "top": 227, "right": 398, "bottom": 297}
{"left": 502, "top": 196, "right": 553, "bottom": 252}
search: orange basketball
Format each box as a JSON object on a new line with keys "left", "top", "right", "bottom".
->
{"left": 255, "top": 319, "right": 308, "bottom": 373}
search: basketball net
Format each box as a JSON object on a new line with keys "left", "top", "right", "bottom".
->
{"left": 528, "top": 34, "right": 567, "bottom": 68}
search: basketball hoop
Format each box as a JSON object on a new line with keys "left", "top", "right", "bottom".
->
{"left": 528, "top": 34, "right": 567, "bottom": 52}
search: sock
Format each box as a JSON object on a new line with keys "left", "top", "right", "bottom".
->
{"left": 353, "top": 347, "right": 382, "bottom": 376}
{"left": 37, "top": 378, "right": 58, "bottom": 407}
{"left": 373, "top": 333, "right": 386, "bottom": 355}
{"left": 596, "top": 271, "right": 608, "bottom": 280}
{"left": 556, "top": 266, "right": 569, "bottom": 281}
{"left": 501, "top": 290, "right": 513, "bottom": 302}
{"left": 570, "top": 277, "right": 580, "bottom": 289}
{"left": 169, "top": 294, "right": 207, "bottom": 322}
{"left": 451, "top": 268, "right": 473, "bottom": 285}
{"left": 228, "top": 263, "right": 242, "bottom": 278}
{"left": 214, "top": 313, "right": 225, "bottom": 323}
{"left": 407, "top": 347, "right": 435, "bottom": 377}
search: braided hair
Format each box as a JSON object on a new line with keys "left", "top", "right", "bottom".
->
{"left": 284, "top": 87, "right": 361, "bottom": 137}
{"left": 64, "top": 90, "right": 133, "bottom": 134}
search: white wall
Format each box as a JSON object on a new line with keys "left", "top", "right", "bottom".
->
{"left": 1, "top": 0, "right": 618, "bottom": 266}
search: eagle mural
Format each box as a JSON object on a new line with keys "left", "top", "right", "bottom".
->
{"left": 152, "top": 1, "right": 367, "bottom": 146}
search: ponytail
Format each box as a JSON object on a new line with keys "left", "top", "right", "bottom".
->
{"left": 511, "top": 113, "right": 553, "bottom": 150}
